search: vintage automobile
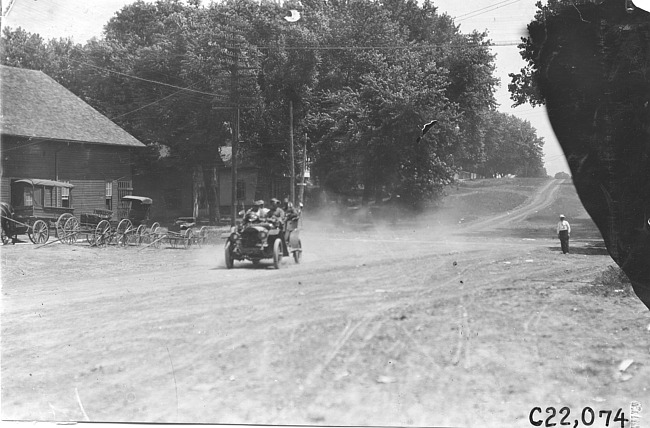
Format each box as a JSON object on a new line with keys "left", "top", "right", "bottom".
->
{"left": 224, "top": 210, "right": 301, "bottom": 269}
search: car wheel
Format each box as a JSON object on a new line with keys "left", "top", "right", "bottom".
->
{"left": 272, "top": 238, "right": 283, "bottom": 269}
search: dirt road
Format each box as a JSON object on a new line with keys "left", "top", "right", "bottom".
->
{"left": 2, "top": 179, "right": 649, "bottom": 427}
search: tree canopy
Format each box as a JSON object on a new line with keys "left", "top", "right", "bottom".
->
{"left": 1, "top": 0, "right": 548, "bottom": 215}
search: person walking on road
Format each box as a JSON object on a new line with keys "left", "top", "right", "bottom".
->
{"left": 557, "top": 214, "right": 571, "bottom": 254}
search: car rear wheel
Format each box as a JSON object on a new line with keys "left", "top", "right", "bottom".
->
{"left": 272, "top": 238, "right": 283, "bottom": 269}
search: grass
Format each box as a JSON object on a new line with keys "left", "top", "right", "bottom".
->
{"left": 440, "top": 178, "right": 543, "bottom": 219}
{"left": 578, "top": 265, "right": 634, "bottom": 298}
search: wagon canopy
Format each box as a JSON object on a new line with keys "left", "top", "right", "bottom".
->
{"left": 122, "top": 195, "right": 152, "bottom": 204}
{"left": 14, "top": 179, "right": 74, "bottom": 188}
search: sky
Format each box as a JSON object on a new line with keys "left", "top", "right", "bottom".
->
{"left": 1, "top": 0, "right": 571, "bottom": 176}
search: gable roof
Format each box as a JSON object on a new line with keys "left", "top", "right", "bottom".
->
{"left": 1, "top": 65, "right": 144, "bottom": 147}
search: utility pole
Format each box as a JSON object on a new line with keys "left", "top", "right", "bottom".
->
{"left": 230, "top": 36, "right": 240, "bottom": 227}
{"left": 289, "top": 100, "right": 296, "bottom": 204}
{"left": 289, "top": 101, "right": 296, "bottom": 204}
{"left": 298, "top": 134, "right": 307, "bottom": 205}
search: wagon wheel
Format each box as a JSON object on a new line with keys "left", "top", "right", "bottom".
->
{"left": 62, "top": 217, "right": 79, "bottom": 245}
{"left": 224, "top": 241, "right": 234, "bottom": 269}
{"left": 116, "top": 219, "right": 132, "bottom": 247}
{"left": 135, "top": 224, "right": 147, "bottom": 246}
{"left": 293, "top": 239, "right": 302, "bottom": 264}
{"left": 55, "top": 213, "right": 73, "bottom": 239}
{"left": 86, "top": 229, "right": 97, "bottom": 246}
{"left": 28, "top": 219, "right": 50, "bottom": 244}
{"left": 272, "top": 238, "right": 283, "bottom": 269}
{"left": 183, "top": 228, "right": 194, "bottom": 249}
{"left": 94, "top": 220, "right": 111, "bottom": 247}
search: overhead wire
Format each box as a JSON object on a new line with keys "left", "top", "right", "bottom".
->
{"left": 456, "top": 0, "right": 520, "bottom": 19}
{"left": 69, "top": 59, "right": 230, "bottom": 98}
{"left": 456, "top": 0, "right": 525, "bottom": 23}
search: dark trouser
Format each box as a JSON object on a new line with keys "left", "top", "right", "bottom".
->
{"left": 559, "top": 230, "right": 569, "bottom": 254}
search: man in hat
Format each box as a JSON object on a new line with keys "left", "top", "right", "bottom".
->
{"left": 267, "top": 198, "right": 285, "bottom": 225}
{"left": 243, "top": 200, "right": 266, "bottom": 224}
{"left": 556, "top": 214, "right": 571, "bottom": 254}
{"left": 268, "top": 198, "right": 290, "bottom": 256}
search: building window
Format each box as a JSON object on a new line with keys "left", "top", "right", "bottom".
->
{"left": 117, "top": 180, "right": 133, "bottom": 220}
{"left": 61, "top": 185, "right": 70, "bottom": 208}
{"left": 236, "top": 180, "right": 246, "bottom": 201}
{"left": 105, "top": 182, "right": 113, "bottom": 211}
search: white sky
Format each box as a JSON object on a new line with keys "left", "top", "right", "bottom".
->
{"left": 1, "top": 0, "right": 571, "bottom": 175}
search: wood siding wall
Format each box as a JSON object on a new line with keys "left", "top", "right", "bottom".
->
{"left": 1, "top": 137, "right": 135, "bottom": 221}
{"left": 1, "top": 137, "right": 133, "bottom": 181}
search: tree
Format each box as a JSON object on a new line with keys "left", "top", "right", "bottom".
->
{"left": 508, "top": 0, "right": 594, "bottom": 107}
{"left": 2, "top": 0, "right": 503, "bottom": 215}
{"left": 96, "top": 0, "right": 263, "bottom": 223}
{"left": 508, "top": 0, "right": 650, "bottom": 309}
{"left": 306, "top": 0, "right": 498, "bottom": 208}
{"left": 477, "top": 111, "right": 545, "bottom": 178}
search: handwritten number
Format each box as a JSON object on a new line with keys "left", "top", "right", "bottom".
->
{"left": 559, "top": 407, "right": 571, "bottom": 426}
{"left": 546, "top": 407, "right": 557, "bottom": 427}
{"left": 599, "top": 410, "right": 612, "bottom": 426}
{"left": 613, "top": 409, "right": 628, "bottom": 428}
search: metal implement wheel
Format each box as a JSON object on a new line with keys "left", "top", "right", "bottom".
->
{"left": 135, "top": 224, "right": 146, "bottom": 246}
{"left": 149, "top": 223, "right": 161, "bottom": 248}
{"left": 183, "top": 228, "right": 193, "bottom": 249}
{"left": 272, "top": 238, "right": 283, "bottom": 269}
{"left": 293, "top": 239, "right": 302, "bottom": 264}
{"left": 94, "top": 220, "right": 111, "bottom": 247}
{"left": 29, "top": 219, "right": 50, "bottom": 244}
{"left": 116, "top": 218, "right": 132, "bottom": 246}
{"left": 197, "top": 226, "right": 208, "bottom": 247}
{"left": 55, "top": 213, "right": 73, "bottom": 239}
{"left": 224, "top": 241, "right": 234, "bottom": 269}
{"left": 61, "top": 217, "right": 79, "bottom": 244}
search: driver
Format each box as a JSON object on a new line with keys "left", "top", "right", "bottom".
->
{"left": 243, "top": 200, "right": 266, "bottom": 225}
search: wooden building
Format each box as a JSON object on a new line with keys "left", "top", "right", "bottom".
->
{"left": 0, "top": 65, "right": 145, "bottom": 220}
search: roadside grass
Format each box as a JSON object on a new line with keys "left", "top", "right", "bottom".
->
{"left": 577, "top": 265, "right": 635, "bottom": 298}
{"left": 439, "top": 177, "right": 547, "bottom": 222}
{"left": 519, "top": 179, "right": 603, "bottom": 240}
{"left": 439, "top": 177, "right": 605, "bottom": 243}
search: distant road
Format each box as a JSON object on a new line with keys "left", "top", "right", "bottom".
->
{"left": 463, "top": 178, "right": 565, "bottom": 232}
